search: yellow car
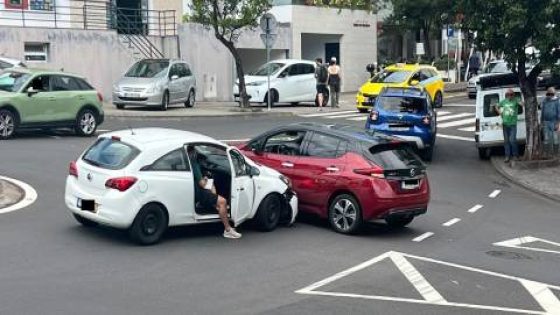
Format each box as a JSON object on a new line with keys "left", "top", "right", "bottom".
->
{"left": 356, "top": 64, "right": 445, "bottom": 112}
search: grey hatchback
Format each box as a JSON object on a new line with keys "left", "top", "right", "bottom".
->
{"left": 112, "top": 59, "right": 196, "bottom": 111}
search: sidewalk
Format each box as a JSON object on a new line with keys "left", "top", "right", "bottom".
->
{"left": 105, "top": 84, "right": 467, "bottom": 119}
{"left": 0, "top": 179, "right": 24, "bottom": 209}
{"left": 491, "top": 157, "right": 560, "bottom": 202}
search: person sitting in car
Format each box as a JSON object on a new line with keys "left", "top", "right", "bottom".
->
{"left": 187, "top": 146, "right": 242, "bottom": 239}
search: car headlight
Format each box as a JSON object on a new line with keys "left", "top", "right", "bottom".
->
{"left": 279, "top": 175, "right": 292, "bottom": 188}
{"left": 246, "top": 81, "right": 266, "bottom": 86}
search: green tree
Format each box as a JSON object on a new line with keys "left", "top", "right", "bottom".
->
{"left": 186, "top": 0, "right": 271, "bottom": 108}
{"left": 457, "top": 0, "right": 560, "bottom": 159}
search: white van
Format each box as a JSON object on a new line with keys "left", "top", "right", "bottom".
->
{"left": 475, "top": 74, "right": 526, "bottom": 159}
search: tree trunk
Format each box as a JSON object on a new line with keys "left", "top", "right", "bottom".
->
{"left": 518, "top": 64, "right": 541, "bottom": 160}
{"left": 214, "top": 35, "right": 251, "bottom": 108}
{"left": 422, "top": 21, "right": 432, "bottom": 60}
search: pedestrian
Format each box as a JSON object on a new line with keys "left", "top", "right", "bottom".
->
{"left": 468, "top": 53, "right": 481, "bottom": 79}
{"left": 314, "top": 57, "right": 328, "bottom": 111}
{"left": 327, "top": 57, "right": 341, "bottom": 108}
{"left": 540, "top": 87, "right": 560, "bottom": 157}
{"left": 495, "top": 89, "right": 524, "bottom": 163}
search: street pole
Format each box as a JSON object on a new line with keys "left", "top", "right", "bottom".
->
{"left": 266, "top": 19, "right": 271, "bottom": 112}
{"left": 447, "top": 24, "right": 450, "bottom": 82}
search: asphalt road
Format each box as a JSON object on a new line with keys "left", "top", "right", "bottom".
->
{"left": 1, "top": 95, "right": 560, "bottom": 315}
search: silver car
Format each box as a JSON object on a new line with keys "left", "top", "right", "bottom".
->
{"left": 113, "top": 59, "right": 196, "bottom": 111}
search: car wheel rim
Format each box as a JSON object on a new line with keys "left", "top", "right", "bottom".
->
{"left": 333, "top": 199, "right": 357, "bottom": 231}
{"left": 80, "top": 112, "right": 96, "bottom": 134}
{"left": 437, "top": 93, "right": 442, "bottom": 106}
{"left": 268, "top": 201, "right": 279, "bottom": 223}
{"left": 142, "top": 213, "right": 159, "bottom": 235}
{"left": 0, "top": 113, "right": 14, "bottom": 137}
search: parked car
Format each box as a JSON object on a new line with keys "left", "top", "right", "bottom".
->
{"left": 0, "top": 68, "right": 104, "bottom": 140}
{"left": 467, "top": 60, "right": 510, "bottom": 99}
{"left": 65, "top": 128, "right": 298, "bottom": 245}
{"left": 233, "top": 59, "right": 317, "bottom": 106}
{"left": 365, "top": 87, "right": 437, "bottom": 161}
{"left": 0, "top": 56, "right": 26, "bottom": 70}
{"left": 357, "top": 63, "right": 444, "bottom": 112}
{"left": 475, "top": 73, "right": 526, "bottom": 159}
{"left": 239, "top": 123, "right": 430, "bottom": 234}
{"left": 113, "top": 59, "right": 196, "bottom": 111}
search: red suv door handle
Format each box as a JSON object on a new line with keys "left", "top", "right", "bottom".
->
{"left": 281, "top": 161, "right": 294, "bottom": 168}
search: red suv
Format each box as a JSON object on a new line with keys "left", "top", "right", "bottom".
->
{"left": 239, "top": 123, "right": 430, "bottom": 234}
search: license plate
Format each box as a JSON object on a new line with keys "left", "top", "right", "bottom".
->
{"left": 391, "top": 127, "right": 410, "bottom": 131}
{"left": 77, "top": 198, "right": 96, "bottom": 212}
{"left": 401, "top": 180, "right": 420, "bottom": 190}
{"left": 124, "top": 92, "right": 140, "bottom": 98}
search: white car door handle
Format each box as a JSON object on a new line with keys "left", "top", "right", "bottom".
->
{"left": 281, "top": 162, "right": 294, "bottom": 168}
{"left": 237, "top": 187, "right": 245, "bottom": 191}
{"left": 326, "top": 166, "right": 339, "bottom": 172}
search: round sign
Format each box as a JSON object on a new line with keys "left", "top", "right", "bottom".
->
{"left": 260, "top": 13, "right": 277, "bottom": 33}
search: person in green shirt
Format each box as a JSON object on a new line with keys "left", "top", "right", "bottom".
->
{"left": 495, "top": 89, "right": 524, "bottom": 162}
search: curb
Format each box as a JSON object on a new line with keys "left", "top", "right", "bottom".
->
{"left": 491, "top": 157, "right": 560, "bottom": 203}
{"left": 0, "top": 176, "right": 38, "bottom": 214}
{"left": 0, "top": 179, "right": 25, "bottom": 210}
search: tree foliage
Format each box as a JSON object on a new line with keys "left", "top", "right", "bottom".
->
{"left": 457, "top": 0, "right": 560, "bottom": 159}
{"left": 186, "top": 0, "right": 271, "bottom": 108}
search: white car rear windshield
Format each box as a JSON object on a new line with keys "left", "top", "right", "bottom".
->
{"left": 82, "top": 138, "right": 140, "bottom": 170}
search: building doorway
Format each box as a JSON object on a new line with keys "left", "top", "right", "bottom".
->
{"left": 113, "top": 0, "right": 146, "bottom": 34}
{"left": 325, "top": 42, "right": 340, "bottom": 65}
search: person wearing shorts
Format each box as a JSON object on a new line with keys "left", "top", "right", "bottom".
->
{"left": 315, "top": 58, "right": 329, "bottom": 111}
{"left": 188, "top": 146, "right": 242, "bottom": 239}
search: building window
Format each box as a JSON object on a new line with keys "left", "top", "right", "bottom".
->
{"left": 30, "top": 0, "right": 53, "bottom": 11}
{"left": 24, "top": 42, "right": 49, "bottom": 62}
{"left": 5, "top": 0, "right": 29, "bottom": 9}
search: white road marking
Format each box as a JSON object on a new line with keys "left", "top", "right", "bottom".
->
{"left": 325, "top": 113, "right": 365, "bottom": 119}
{"left": 438, "top": 117, "right": 476, "bottom": 128}
{"left": 437, "top": 134, "right": 475, "bottom": 142}
{"left": 0, "top": 176, "right": 38, "bottom": 214}
{"left": 296, "top": 251, "right": 560, "bottom": 315}
{"left": 494, "top": 236, "right": 560, "bottom": 255}
{"left": 299, "top": 110, "right": 356, "bottom": 117}
{"left": 436, "top": 113, "right": 474, "bottom": 122}
{"left": 390, "top": 252, "right": 447, "bottom": 303}
{"left": 467, "top": 204, "right": 484, "bottom": 213}
{"left": 444, "top": 103, "right": 477, "bottom": 107}
{"left": 442, "top": 218, "right": 461, "bottom": 227}
{"left": 459, "top": 126, "right": 476, "bottom": 132}
{"left": 435, "top": 110, "right": 451, "bottom": 116}
{"left": 346, "top": 115, "right": 369, "bottom": 121}
{"left": 97, "top": 129, "right": 112, "bottom": 133}
{"left": 489, "top": 190, "right": 501, "bottom": 198}
{"left": 413, "top": 232, "right": 434, "bottom": 242}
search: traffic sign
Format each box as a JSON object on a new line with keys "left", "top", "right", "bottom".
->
{"left": 260, "top": 13, "right": 277, "bottom": 33}
{"left": 260, "top": 33, "right": 277, "bottom": 49}
{"left": 415, "top": 42, "right": 425, "bottom": 56}
{"left": 447, "top": 27, "right": 454, "bottom": 37}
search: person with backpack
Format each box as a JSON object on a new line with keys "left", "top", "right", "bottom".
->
{"left": 328, "top": 57, "right": 341, "bottom": 108}
{"left": 315, "top": 58, "right": 329, "bottom": 111}
{"left": 540, "top": 87, "right": 560, "bottom": 157}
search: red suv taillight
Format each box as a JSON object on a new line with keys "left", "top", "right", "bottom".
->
{"left": 69, "top": 161, "right": 78, "bottom": 177}
{"left": 354, "top": 165, "right": 385, "bottom": 179}
{"left": 422, "top": 116, "right": 431, "bottom": 125}
{"left": 97, "top": 92, "right": 103, "bottom": 102}
{"left": 369, "top": 110, "right": 379, "bottom": 121}
{"left": 105, "top": 177, "right": 137, "bottom": 192}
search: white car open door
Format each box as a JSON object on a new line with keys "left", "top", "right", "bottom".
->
{"left": 228, "top": 148, "right": 255, "bottom": 227}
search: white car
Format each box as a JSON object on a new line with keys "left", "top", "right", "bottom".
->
{"left": 65, "top": 128, "right": 298, "bottom": 245}
{"left": 233, "top": 59, "right": 317, "bottom": 106}
{"left": 0, "top": 56, "right": 26, "bottom": 70}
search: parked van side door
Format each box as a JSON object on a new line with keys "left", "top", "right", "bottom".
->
{"left": 477, "top": 88, "right": 525, "bottom": 147}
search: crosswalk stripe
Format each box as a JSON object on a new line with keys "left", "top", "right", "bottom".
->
{"left": 325, "top": 113, "right": 365, "bottom": 119}
{"left": 438, "top": 117, "right": 476, "bottom": 128}
{"left": 437, "top": 113, "right": 473, "bottom": 122}
{"left": 347, "top": 116, "right": 368, "bottom": 121}
{"left": 458, "top": 126, "right": 476, "bottom": 132}
{"left": 299, "top": 110, "right": 356, "bottom": 118}
{"left": 435, "top": 111, "right": 451, "bottom": 116}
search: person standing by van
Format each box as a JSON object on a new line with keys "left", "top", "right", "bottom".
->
{"left": 315, "top": 58, "right": 329, "bottom": 111}
{"left": 328, "top": 57, "right": 341, "bottom": 108}
{"left": 495, "top": 89, "right": 524, "bottom": 163}
{"left": 540, "top": 87, "right": 560, "bottom": 156}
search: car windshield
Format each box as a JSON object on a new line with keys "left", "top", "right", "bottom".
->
{"left": 0, "top": 72, "right": 31, "bottom": 92}
{"left": 125, "top": 60, "right": 169, "bottom": 78}
{"left": 378, "top": 96, "right": 427, "bottom": 113}
{"left": 82, "top": 138, "right": 140, "bottom": 170}
{"left": 250, "top": 63, "right": 285, "bottom": 76}
{"left": 370, "top": 70, "right": 412, "bottom": 84}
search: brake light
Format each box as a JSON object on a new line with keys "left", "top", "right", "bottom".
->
{"left": 69, "top": 161, "right": 78, "bottom": 177}
{"left": 422, "top": 116, "right": 431, "bottom": 125}
{"left": 105, "top": 177, "right": 137, "bottom": 192}
{"left": 369, "top": 110, "right": 379, "bottom": 121}
{"left": 475, "top": 118, "right": 480, "bottom": 132}
{"left": 97, "top": 92, "right": 103, "bottom": 102}
{"left": 111, "top": 135, "right": 121, "bottom": 141}
{"left": 354, "top": 166, "right": 385, "bottom": 179}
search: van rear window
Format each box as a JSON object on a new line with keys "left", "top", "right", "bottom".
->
{"left": 365, "top": 143, "right": 423, "bottom": 170}
{"left": 82, "top": 138, "right": 140, "bottom": 170}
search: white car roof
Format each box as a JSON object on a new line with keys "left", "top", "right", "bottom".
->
{"left": 269, "top": 59, "right": 315, "bottom": 65}
{"left": 101, "top": 128, "right": 223, "bottom": 150}
{"left": 0, "top": 56, "right": 23, "bottom": 65}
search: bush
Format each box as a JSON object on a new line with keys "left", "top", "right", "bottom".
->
{"left": 433, "top": 56, "right": 457, "bottom": 71}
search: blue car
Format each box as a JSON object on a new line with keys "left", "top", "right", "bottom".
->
{"left": 365, "top": 87, "right": 437, "bottom": 161}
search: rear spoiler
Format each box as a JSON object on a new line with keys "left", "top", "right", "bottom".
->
{"left": 479, "top": 73, "right": 519, "bottom": 91}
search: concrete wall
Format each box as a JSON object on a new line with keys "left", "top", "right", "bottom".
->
{"left": 238, "top": 49, "right": 289, "bottom": 73}
{"left": 178, "top": 22, "right": 291, "bottom": 101}
{"left": 291, "top": 6, "right": 377, "bottom": 92}
{"left": 0, "top": 26, "right": 172, "bottom": 100}
{"left": 301, "top": 33, "right": 341, "bottom": 62}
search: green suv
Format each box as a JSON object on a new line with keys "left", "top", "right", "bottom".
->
{"left": 0, "top": 69, "right": 104, "bottom": 139}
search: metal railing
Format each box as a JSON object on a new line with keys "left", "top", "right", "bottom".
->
{"left": 0, "top": 0, "right": 176, "bottom": 36}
